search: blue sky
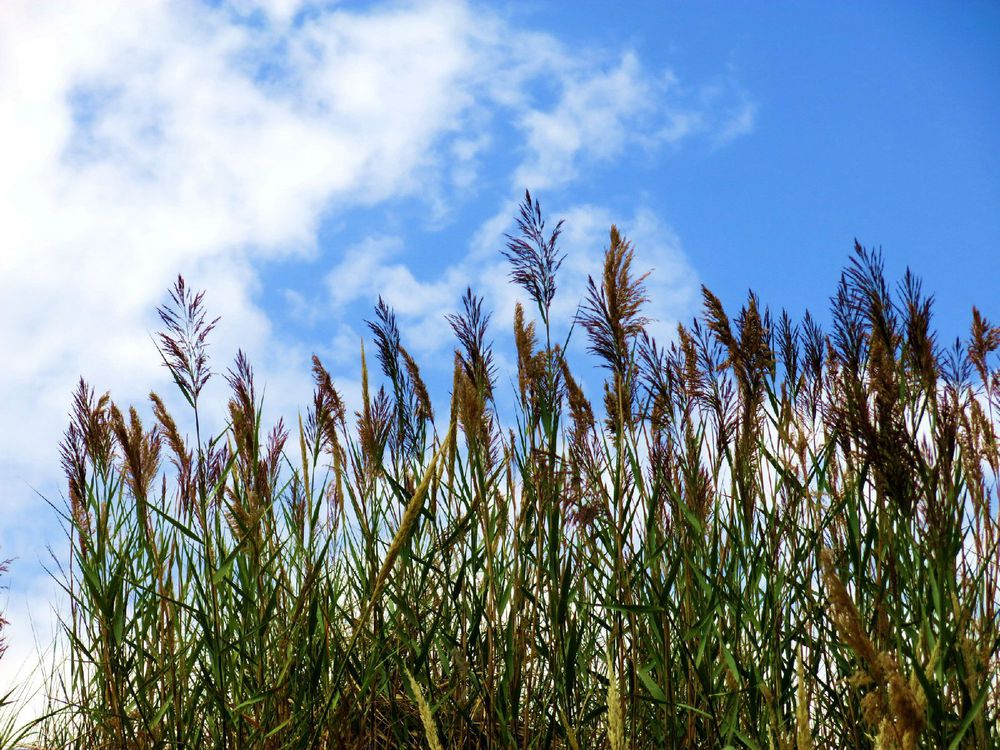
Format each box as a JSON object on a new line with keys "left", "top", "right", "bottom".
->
{"left": 0, "top": 0, "right": 998, "bottom": 700}
{"left": 521, "top": 1, "right": 1000, "bottom": 337}
{"left": 253, "top": 0, "right": 1000, "bottom": 361}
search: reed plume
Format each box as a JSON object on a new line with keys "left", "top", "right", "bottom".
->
{"left": 606, "top": 645, "right": 624, "bottom": 750}
{"left": 404, "top": 667, "right": 445, "bottom": 750}
{"left": 155, "top": 275, "right": 218, "bottom": 408}
{"left": 503, "top": 189, "right": 565, "bottom": 324}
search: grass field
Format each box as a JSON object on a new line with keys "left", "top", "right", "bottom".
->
{"left": 6, "top": 194, "right": 999, "bottom": 748}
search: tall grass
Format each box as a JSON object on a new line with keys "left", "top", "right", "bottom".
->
{"left": 0, "top": 554, "right": 11, "bottom": 748}
{"left": 0, "top": 556, "right": 8, "bottom": 666}
{"left": 0, "top": 554, "right": 36, "bottom": 750}
{"left": 31, "top": 193, "right": 1000, "bottom": 748}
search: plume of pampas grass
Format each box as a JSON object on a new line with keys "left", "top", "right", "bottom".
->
{"left": 821, "top": 549, "right": 925, "bottom": 749}
{"left": 578, "top": 225, "right": 649, "bottom": 380}
{"left": 558, "top": 707, "right": 581, "bottom": 750}
{"left": 606, "top": 646, "right": 624, "bottom": 750}
{"left": 404, "top": 667, "right": 445, "bottom": 750}
{"left": 796, "top": 649, "right": 813, "bottom": 750}
{"left": 155, "top": 275, "right": 219, "bottom": 408}
{"left": 503, "top": 189, "right": 565, "bottom": 324}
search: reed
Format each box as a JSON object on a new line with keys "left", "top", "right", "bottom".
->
{"left": 18, "top": 193, "right": 1000, "bottom": 748}
{"left": 0, "top": 557, "right": 7, "bottom": 666}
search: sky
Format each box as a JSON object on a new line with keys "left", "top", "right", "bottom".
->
{"left": 1, "top": 0, "right": 999, "bottom": 709}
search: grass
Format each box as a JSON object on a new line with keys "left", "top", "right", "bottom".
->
{"left": 0, "top": 557, "right": 7, "bottom": 666}
{"left": 14, "top": 191, "right": 1000, "bottom": 747}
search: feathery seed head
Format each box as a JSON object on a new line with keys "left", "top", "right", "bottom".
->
{"left": 404, "top": 667, "right": 444, "bottom": 750}
{"left": 503, "top": 189, "right": 565, "bottom": 323}
{"left": 156, "top": 275, "right": 218, "bottom": 408}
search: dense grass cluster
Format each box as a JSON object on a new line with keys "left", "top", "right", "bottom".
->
{"left": 26, "top": 194, "right": 1000, "bottom": 748}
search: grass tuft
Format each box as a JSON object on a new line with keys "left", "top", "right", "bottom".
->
{"left": 19, "top": 197, "right": 1000, "bottom": 749}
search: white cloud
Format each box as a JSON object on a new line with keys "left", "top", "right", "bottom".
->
{"left": 514, "top": 52, "right": 661, "bottom": 189}
{"left": 229, "top": 0, "right": 306, "bottom": 25}
{"left": 512, "top": 52, "right": 755, "bottom": 189}
{"left": 0, "top": 0, "right": 481, "bottom": 510}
